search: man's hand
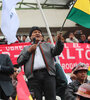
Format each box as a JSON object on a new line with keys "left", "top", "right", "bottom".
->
{"left": 28, "top": 44, "right": 37, "bottom": 53}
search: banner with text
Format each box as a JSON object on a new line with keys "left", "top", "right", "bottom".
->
{"left": 59, "top": 43, "right": 90, "bottom": 73}
{"left": 0, "top": 43, "right": 89, "bottom": 73}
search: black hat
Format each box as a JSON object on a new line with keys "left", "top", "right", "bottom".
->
{"left": 29, "top": 26, "right": 42, "bottom": 37}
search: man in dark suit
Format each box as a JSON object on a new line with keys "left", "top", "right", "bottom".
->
{"left": 0, "top": 54, "right": 14, "bottom": 100}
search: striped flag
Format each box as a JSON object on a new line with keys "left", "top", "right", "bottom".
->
{"left": 15, "top": 95, "right": 18, "bottom": 100}
{"left": 1, "top": 0, "right": 21, "bottom": 44}
{"left": 87, "top": 66, "right": 90, "bottom": 76}
{"left": 16, "top": 72, "right": 33, "bottom": 100}
{"left": 67, "top": 0, "right": 90, "bottom": 28}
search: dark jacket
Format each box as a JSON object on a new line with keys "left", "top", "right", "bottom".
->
{"left": 0, "top": 54, "right": 14, "bottom": 96}
{"left": 79, "top": 39, "right": 88, "bottom": 43}
{"left": 65, "top": 80, "right": 90, "bottom": 100}
{"left": 55, "top": 63, "right": 67, "bottom": 100}
{"left": 17, "top": 40, "right": 64, "bottom": 79}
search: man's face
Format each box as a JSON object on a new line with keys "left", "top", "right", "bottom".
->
{"left": 23, "top": 36, "right": 27, "bottom": 41}
{"left": 81, "top": 35, "right": 86, "bottom": 41}
{"left": 76, "top": 70, "right": 87, "bottom": 81}
{"left": 30, "top": 30, "right": 42, "bottom": 43}
{"left": 69, "top": 33, "right": 74, "bottom": 39}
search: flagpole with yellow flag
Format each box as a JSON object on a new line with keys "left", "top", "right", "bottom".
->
{"left": 67, "top": 0, "right": 90, "bottom": 28}
{"left": 60, "top": 0, "right": 90, "bottom": 32}
{"left": 59, "top": 0, "right": 76, "bottom": 32}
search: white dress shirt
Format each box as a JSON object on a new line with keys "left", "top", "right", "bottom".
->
{"left": 33, "top": 46, "right": 46, "bottom": 70}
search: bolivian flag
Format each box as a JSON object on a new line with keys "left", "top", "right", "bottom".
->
{"left": 15, "top": 72, "right": 33, "bottom": 100}
{"left": 67, "top": 0, "right": 90, "bottom": 28}
{"left": 87, "top": 66, "right": 90, "bottom": 76}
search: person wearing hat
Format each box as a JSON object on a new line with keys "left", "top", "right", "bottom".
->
{"left": 65, "top": 62, "right": 90, "bottom": 100}
{"left": 76, "top": 83, "right": 90, "bottom": 100}
{"left": 17, "top": 26, "right": 64, "bottom": 100}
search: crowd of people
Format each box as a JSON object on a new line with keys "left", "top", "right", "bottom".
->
{"left": 46, "top": 30, "right": 90, "bottom": 44}
{"left": 0, "top": 26, "right": 90, "bottom": 100}
{"left": 16, "top": 30, "right": 90, "bottom": 44}
{"left": 0, "top": 29, "right": 90, "bottom": 44}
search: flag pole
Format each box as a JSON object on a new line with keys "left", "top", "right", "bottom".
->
{"left": 36, "top": 0, "right": 54, "bottom": 45}
{"left": 60, "top": 0, "right": 77, "bottom": 32}
{"left": 36, "top": 0, "right": 60, "bottom": 63}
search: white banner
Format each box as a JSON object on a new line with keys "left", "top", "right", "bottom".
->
{"left": 1, "top": 0, "right": 21, "bottom": 44}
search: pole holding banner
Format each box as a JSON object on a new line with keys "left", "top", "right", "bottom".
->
{"left": 36, "top": 0, "right": 54, "bottom": 45}
{"left": 60, "top": 0, "right": 77, "bottom": 32}
{"left": 36, "top": 0, "right": 60, "bottom": 64}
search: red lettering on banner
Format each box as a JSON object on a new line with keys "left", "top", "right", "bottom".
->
{"left": 0, "top": 43, "right": 89, "bottom": 73}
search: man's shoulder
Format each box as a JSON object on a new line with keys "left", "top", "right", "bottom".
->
{"left": 41, "top": 42, "right": 53, "bottom": 46}
{"left": 41, "top": 41, "right": 50, "bottom": 44}
{"left": 0, "top": 54, "right": 9, "bottom": 57}
{"left": 0, "top": 54, "right": 10, "bottom": 61}
{"left": 23, "top": 45, "right": 31, "bottom": 49}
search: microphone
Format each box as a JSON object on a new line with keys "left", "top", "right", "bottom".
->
{"left": 33, "top": 38, "right": 36, "bottom": 44}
